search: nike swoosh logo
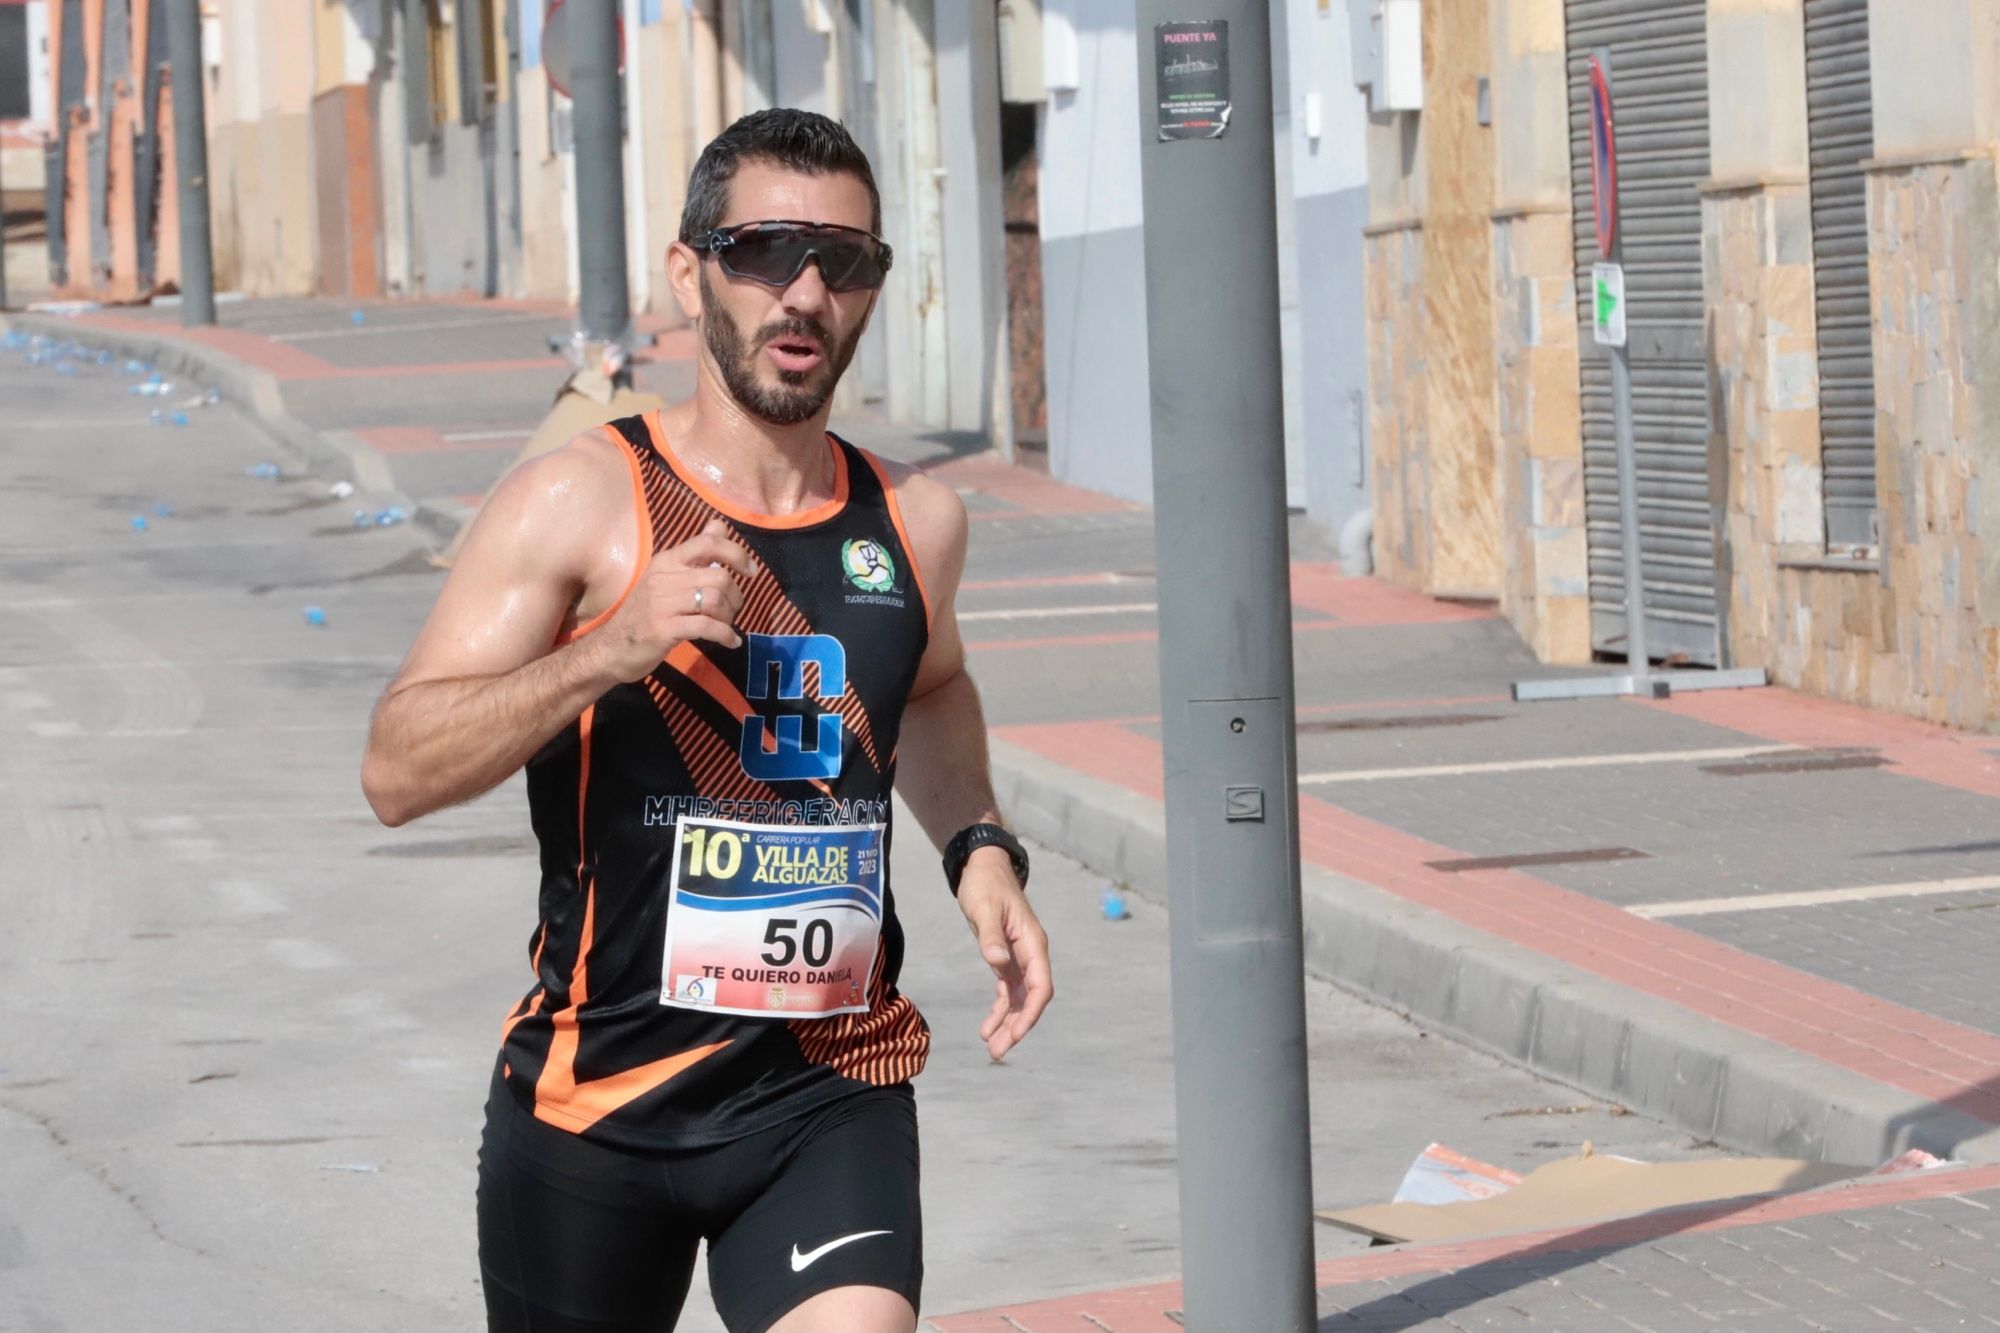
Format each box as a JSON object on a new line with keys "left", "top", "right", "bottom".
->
{"left": 789, "top": 1229, "right": 892, "bottom": 1273}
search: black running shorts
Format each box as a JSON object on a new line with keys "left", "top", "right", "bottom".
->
{"left": 476, "top": 1070, "right": 923, "bottom": 1333}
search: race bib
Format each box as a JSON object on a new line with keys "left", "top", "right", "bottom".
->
{"left": 659, "top": 817, "right": 883, "bottom": 1019}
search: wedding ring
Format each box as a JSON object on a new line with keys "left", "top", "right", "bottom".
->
{"left": 694, "top": 587, "right": 705, "bottom": 613}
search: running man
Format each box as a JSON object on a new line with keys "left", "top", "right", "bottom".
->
{"left": 362, "top": 109, "right": 1053, "bottom": 1333}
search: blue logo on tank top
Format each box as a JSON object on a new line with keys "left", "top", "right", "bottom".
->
{"left": 741, "top": 634, "right": 846, "bottom": 781}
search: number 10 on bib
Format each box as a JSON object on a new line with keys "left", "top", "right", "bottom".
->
{"left": 659, "top": 817, "right": 885, "bottom": 1019}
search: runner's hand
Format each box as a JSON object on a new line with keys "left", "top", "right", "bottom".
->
{"left": 588, "top": 518, "right": 759, "bottom": 681}
{"left": 957, "top": 851, "right": 1053, "bottom": 1061}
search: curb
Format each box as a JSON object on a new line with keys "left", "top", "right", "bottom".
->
{"left": 989, "top": 736, "right": 2000, "bottom": 1169}
{"left": 0, "top": 311, "right": 411, "bottom": 509}
{"left": 414, "top": 496, "right": 473, "bottom": 545}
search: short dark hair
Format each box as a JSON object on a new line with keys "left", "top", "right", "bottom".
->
{"left": 678, "top": 109, "right": 883, "bottom": 242}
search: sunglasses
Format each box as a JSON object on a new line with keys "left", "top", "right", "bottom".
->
{"left": 690, "top": 220, "right": 895, "bottom": 293}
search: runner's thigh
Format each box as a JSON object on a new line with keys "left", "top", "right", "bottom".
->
{"left": 704, "top": 1085, "right": 923, "bottom": 1333}
{"left": 478, "top": 1081, "right": 702, "bottom": 1332}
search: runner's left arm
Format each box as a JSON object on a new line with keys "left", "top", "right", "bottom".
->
{"left": 890, "top": 466, "right": 1054, "bottom": 1061}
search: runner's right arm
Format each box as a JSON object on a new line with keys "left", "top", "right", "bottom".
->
{"left": 362, "top": 436, "right": 757, "bottom": 827}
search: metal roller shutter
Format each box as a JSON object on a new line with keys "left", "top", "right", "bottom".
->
{"left": 1804, "top": 0, "right": 1876, "bottom": 552}
{"left": 1566, "top": 0, "right": 1718, "bottom": 666}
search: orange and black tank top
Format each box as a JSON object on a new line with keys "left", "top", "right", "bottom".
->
{"left": 497, "top": 411, "right": 933, "bottom": 1150}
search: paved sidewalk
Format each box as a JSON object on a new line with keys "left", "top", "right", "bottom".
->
{"left": 13, "top": 294, "right": 2000, "bottom": 1323}
{"left": 931, "top": 1163, "right": 2000, "bottom": 1330}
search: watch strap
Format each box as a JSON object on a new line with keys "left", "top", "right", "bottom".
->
{"left": 943, "top": 822, "right": 1030, "bottom": 895}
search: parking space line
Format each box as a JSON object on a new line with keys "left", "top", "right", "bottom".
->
{"left": 959, "top": 571, "right": 1147, "bottom": 592}
{"left": 269, "top": 311, "right": 560, "bottom": 342}
{"left": 1298, "top": 744, "right": 1799, "bottom": 785}
{"left": 1633, "top": 875, "right": 2000, "bottom": 919}
{"left": 957, "top": 601, "right": 1157, "bottom": 623}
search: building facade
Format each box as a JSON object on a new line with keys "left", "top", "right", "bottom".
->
{"left": 1365, "top": 0, "right": 2000, "bottom": 728}
{"left": 35, "top": 0, "right": 1012, "bottom": 442}
{"left": 1034, "top": 0, "right": 1373, "bottom": 534}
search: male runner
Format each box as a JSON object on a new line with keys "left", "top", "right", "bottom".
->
{"left": 362, "top": 109, "right": 1053, "bottom": 1333}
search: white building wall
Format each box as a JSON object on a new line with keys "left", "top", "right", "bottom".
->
{"left": 1036, "top": 0, "right": 1369, "bottom": 522}
{"left": 1036, "top": 0, "right": 1153, "bottom": 504}
{"left": 1284, "top": 0, "right": 1370, "bottom": 535}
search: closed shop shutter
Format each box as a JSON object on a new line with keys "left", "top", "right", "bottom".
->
{"left": 1566, "top": 1, "right": 1718, "bottom": 665}
{"left": 1804, "top": 0, "right": 1876, "bottom": 552}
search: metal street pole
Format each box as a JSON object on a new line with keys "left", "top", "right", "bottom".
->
{"left": 166, "top": 0, "right": 215, "bottom": 327}
{"left": 569, "top": 0, "right": 630, "bottom": 349}
{"left": 1133, "top": 7, "right": 1315, "bottom": 1332}
{"left": 1512, "top": 46, "right": 1764, "bottom": 702}
{"left": 1, "top": 138, "right": 10, "bottom": 311}
{"left": 1607, "top": 213, "right": 1650, "bottom": 678}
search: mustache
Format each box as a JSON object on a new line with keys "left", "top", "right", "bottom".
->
{"left": 756, "top": 316, "right": 831, "bottom": 350}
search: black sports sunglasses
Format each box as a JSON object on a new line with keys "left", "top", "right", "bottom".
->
{"left": 689, "top": 220, "right": 895, "bottom": 293}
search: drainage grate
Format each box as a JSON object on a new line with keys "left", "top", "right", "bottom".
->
{"left": 1701, "top": 750, "right": 1886, "bottom": 777}
{"left": 1298, "top": 713, "right": 1500, "bottom": 735}
{"left": 1426, "top": 847, "right": 1649, "bottom": 873}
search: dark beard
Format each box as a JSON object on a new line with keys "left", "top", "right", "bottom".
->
{"left": 700, "top": 268, "right": 862, "bottom": 426}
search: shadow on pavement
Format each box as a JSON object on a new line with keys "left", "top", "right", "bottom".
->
{"left": 1321, "top": 1074, "right": 2000, "bottom": 1329}
{"left": 1881, "top": 1071, "right": 2000, "bottom": 1160}
{"left": 1315, "top": 1173, "right": 1832, "bottom": 1330}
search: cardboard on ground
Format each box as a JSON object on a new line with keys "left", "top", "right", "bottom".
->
{"left": 1317, "top": 1153, "right": 1863, "bottom": 1245}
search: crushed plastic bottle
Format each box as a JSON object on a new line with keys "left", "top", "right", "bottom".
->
{"left": 201, "top": 387, "right": 223, "bottom": 406}
{"left": 131, "top": 515, "right": 150, "bottom": 533}
{"left": 349, "top": 309, "right": 367, "bottom": 326}
{"left": 153, "top": 501, "right": 173, "bottom": 518}
{"left": 169, "top": 411, "right": 189, "bottom": 428}
{"left": 149, "top": 409, "right": 166, "bottom": 426}
{"left": 374, "top": 506, "right": 407, "bottom": 527}
{"left": 124, "top": 358, "right": 150, "bottom": 375}
{"left": 302, "top": 605, "right": 328, "bottom": 627}
{"left": 1100, "top": 888, "right": 1131, "bottom": 922}
{"left": 246, "top": 461, "right": 281, "bottom": 479}
{"left": 352, "top": 508, "right": 372, "bottom": 528}
{"left": 1, "top": 331, "right": 26, "bottom": 351}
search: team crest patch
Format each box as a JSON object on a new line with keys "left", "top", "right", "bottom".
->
{"left": 841, "top": 538, "right": 896, "bottom": 593}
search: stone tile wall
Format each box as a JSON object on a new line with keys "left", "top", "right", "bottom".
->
{"left": 1364, "top": 221, "right": 1432, "bottom": 590}
{"left": 1707, "top": 161, "right": 2000, "bottom": 728}
{"left": 1491, "top": 207, "right": 1592, "bottom": 663}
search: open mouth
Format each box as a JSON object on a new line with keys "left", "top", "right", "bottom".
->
{"left": 764, "top": 335, "right": 826, "bottom": 374}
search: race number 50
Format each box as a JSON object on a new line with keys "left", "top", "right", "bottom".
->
{"left": 682, "top": 826, "right": 746, "bottom": 880}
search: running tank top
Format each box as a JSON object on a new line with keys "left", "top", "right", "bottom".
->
{"left": 497, "top": 411, "right": 933, "bottom": 1150}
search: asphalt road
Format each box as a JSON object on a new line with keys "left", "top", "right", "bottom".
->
{"left": 0, "top": 349, "right": 1722, "bottom": 1331}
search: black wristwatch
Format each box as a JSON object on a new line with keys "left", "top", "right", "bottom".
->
{"left": 943, "top": 823, "right": 1030, "bottom": 896}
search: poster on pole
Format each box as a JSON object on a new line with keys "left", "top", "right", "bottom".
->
{"left": 1592, "top": 262, "right": 1626, "bottom": 348}
{"left": 1154, "top": 21, "right": 1231, "bottom": 141}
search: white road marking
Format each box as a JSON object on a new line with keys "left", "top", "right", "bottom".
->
{"left": 1632, "top": 875, "right": 2000, "bottom": 919}
{"left": 268, "top": 938, "right": 345, "bottom": 970}
{"left": 1297, "top": 744, "right": 1799, "bottom": 785}
{"left": 957, "top": 601, "right": 1159, "bottom": 623}
{"left": 440, "top": 428, "right": 534, "bottom": 443}
{"left": 103, "top": 720, "right": 370, "bottom": 738}
{"left": 7, "top": 417, "right": 196, "bottom": 429}
{"left": 268, "top": 311, "right": 559, "bottom": 342}
{"left": 3, "top": 654, "right": 398, "bottom": 671}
